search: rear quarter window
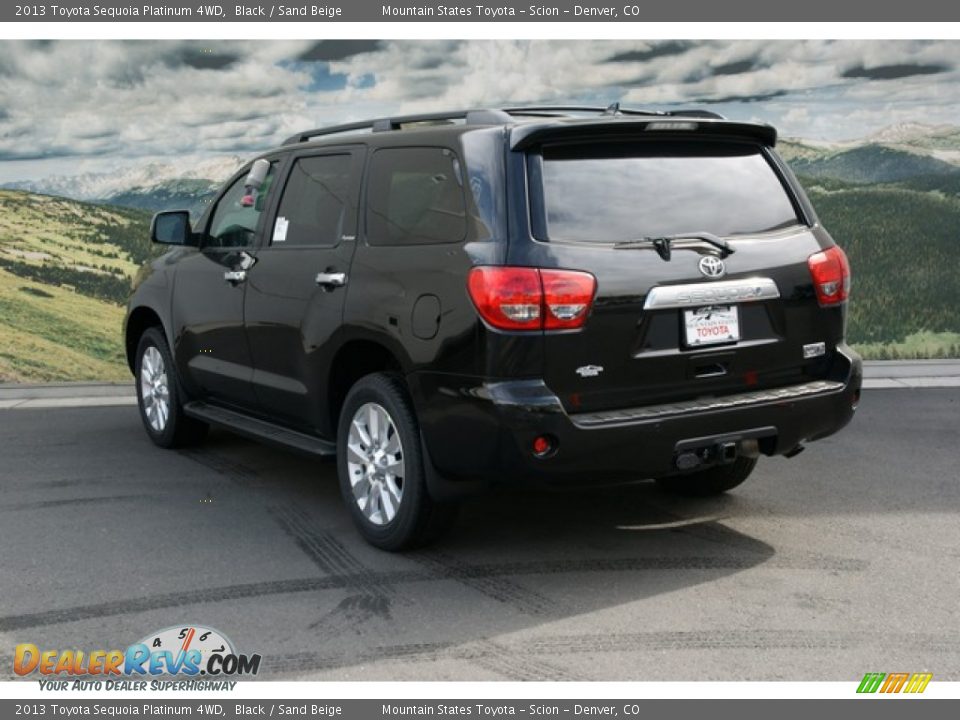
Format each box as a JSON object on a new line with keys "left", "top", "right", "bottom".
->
{"left": 366, "top": 147, "right": 467, "bottom": 246}
{"left": 533, "top": 141, "right": 802, "bottom": 243}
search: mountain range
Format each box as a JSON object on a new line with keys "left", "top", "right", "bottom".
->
{"left": 5, "top": 123, "right": 960, "bottom": 213}
{"left": 3, "top": 155, "right": 246, "bottom": 216}
{"left": 778, "top": 123, "right": 960, "bottom": 183}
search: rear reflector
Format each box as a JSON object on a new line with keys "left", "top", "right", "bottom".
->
{"left": 467, "top": 266, "right": 596, "bottom": 331}
{"left": 532, "top": 435, "right": 554, "bottom": 457}
{"left": 807, "top": 245, "right": 851, "bottom": 306}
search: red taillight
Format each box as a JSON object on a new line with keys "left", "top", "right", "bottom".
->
{"left": 466, "top": 266, "right": 596, "bottom": 331}
{"left": 807, "top": 245, "right": 851, "bottom": 307}
{"left": 466, "top": 267, "right": 542, "bottom": 330}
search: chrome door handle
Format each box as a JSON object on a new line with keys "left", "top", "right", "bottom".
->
{"left": 224, "top": 270, "right": 247, "bottom": 284}
{"left": 315, "top": 272, "right": 347, "bottom": 288}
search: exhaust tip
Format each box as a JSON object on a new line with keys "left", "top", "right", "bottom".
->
{"left": 676, "top": 452, "right": 701, "bottom": 471}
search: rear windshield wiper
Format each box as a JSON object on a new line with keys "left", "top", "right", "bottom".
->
{"left": 614, "top": 232, "right": 736, "bottom": 261}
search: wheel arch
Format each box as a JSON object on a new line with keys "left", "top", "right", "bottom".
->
{"left": 124, "top": 305, "right": 166, "bottom": 374}
{"left": 326, "top": 335, "right": 409, "bottom": 432}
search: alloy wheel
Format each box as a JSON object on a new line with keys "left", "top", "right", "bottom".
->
{"left": 139, "top": 345, "right": 170, "bottom": 432}
{"left": 345, "top": 402, "right": 405, "bottom": 525}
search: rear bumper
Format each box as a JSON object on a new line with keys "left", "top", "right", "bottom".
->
{"left": 409, "top": 345, "right": 862, "bottom": 496}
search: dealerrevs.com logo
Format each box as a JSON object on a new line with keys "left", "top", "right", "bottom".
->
{"left": 15, "top": 625, "right": 261, "bottom": 684}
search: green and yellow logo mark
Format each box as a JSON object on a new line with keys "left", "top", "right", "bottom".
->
{"left": 857, "top": 672, "right": 932, "bottom": 694}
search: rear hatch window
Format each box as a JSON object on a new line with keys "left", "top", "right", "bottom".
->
{"left": 533, "top": 141, "right": 802, "bottom": 243}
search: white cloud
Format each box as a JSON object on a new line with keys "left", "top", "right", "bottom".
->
{"left": 0, "top": 40, "right": 958, "bottom": 181}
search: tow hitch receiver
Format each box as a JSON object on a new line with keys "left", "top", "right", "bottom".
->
{"left": 674, "top": 431, "right": 771, "bottom": 472}
{"left": 675, "top": 441, "right": 738, "bottom": 471}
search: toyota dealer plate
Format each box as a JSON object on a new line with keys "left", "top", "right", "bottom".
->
{"left": 683, "top": 305, "right": 740, "bottom": 347}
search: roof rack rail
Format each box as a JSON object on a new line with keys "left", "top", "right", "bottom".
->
{"left": 282, "top": 108, "right": 513, "bottom": 145}
{"left": 501, "top": 105, "right": 726, "bottom": 120}
{"left": 283, "top": 105, "right": 726, "bottom": 145}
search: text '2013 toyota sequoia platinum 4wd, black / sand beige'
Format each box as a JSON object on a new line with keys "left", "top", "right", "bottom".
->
{"left": 124, "top": 105, "right": 862, "bottom": 550}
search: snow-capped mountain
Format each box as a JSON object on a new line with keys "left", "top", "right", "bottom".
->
{"left": 4, "top": 155, "right": 244, "bottom": 201}
{"left": 865, "top": 122, "right": 960, "bottom": 146}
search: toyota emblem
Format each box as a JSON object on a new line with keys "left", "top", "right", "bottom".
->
{"left": 698, "top": 255, "right": 726, "bottom": 278}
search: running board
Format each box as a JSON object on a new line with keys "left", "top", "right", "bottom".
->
{"left": 183, "top": 401, "right": 336, "bottom": 457}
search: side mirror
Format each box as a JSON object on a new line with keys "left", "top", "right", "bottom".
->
{"left": 150, "top": 211, "right": 194, "bottom": 246}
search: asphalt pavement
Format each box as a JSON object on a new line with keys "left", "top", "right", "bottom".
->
{"left": 0, "top": 385, "right": 958, "bottom": 681}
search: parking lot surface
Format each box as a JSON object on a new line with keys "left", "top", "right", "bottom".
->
{"left": 1, "top": 389, "right": 957, "bottom": 680}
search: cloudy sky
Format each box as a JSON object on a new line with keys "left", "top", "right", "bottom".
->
{"left": 1, "top": 39, "right": 959, "bottom": 182}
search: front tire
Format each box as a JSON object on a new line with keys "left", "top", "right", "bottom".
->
{"left": 337, "top": 373, "right": 457, "bottom": 551}
{"left": 655, "top": 456, "right": 757, "bottom": 497}
{"left": 134, "top": 327, "right": 208, "bottom": 449}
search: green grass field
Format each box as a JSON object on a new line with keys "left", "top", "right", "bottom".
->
{"left": 0, "top": 266, "right": 128, "bottom": 382}
{"left": 0, "top": 190, "right": 151, "bottom": 382}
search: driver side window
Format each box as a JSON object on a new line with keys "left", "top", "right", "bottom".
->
{"left": 206, "top": 163, "right": 276, "bottom": 248}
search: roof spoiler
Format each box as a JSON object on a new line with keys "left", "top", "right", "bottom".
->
{"left": 510, "top": 118, "right": 778, "bottom": 150}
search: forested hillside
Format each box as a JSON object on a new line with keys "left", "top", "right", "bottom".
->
{"left": 0, "top": 191, "right": 153, "bottom": 381}
{"left": 799, "top": 175, "right": 960, "bottom": 357}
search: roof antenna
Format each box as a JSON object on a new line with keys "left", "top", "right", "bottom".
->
{"left": 603, "top": 102, "right": 621, "bottom": 116}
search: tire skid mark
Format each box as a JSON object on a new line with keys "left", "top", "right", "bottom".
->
{"left": 264, "top": 639, "right": 577, "bottom": 680}
{"left": 0, "top": 552, "right": 865, "bottom": 632}
{"left": 181, "top": 448, "right": 402, "bottom": 629}
{"left": 264, "top": 642, "right": 452, "bottom": 675}
{"left": 32, "top": 477, "right": 115, "bottom": 489}
{"left": 260, "top": 629, "right": 960, "bottom": 677}
{"left": 306, "top": 594, "right": 393, "bottom": 638}
{"left": 462, "top": 640, "right": 578, "bottom": 681}
{"left": 269, "top": 504, "right": 398, "bottom": 601}
{"left": 525, "top": 629, "right": 883, "bottom": 654}
{"left": 0, "top": 577, "right": 355, "bottom": 632}
{"left": 177, "top": 448, "right": 262, "bottom": 487}
{"left": 270, "top": 504, "right": 402, "bottom": 637}
{"left": 184, "top": 442, "right": 558, "bottom": 617}
{"left": 410, "top": 549, "right": 559, "bottom": 617}
{"left": 0, "top": 494, "right": 149, "bottom": 512}
{"left": 186, "top": 440, "right": 619, "bottom": 618}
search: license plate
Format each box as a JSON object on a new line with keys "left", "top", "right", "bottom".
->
{"left": 683, "top": 305, "right": 740, "bottom": 347}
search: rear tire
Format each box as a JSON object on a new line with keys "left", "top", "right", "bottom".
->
{"left": 337, "top": 372, "right": 457, "bottom": 551}
{"left": 134, "top": 327, "right": 208, "bottom": 449}
{"left": 655, "top": 456, "right": 757, "bottom": 497}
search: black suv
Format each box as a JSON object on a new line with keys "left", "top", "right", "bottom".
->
{"left": 124, "top": 106, "right": 862, "bottom": 550}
